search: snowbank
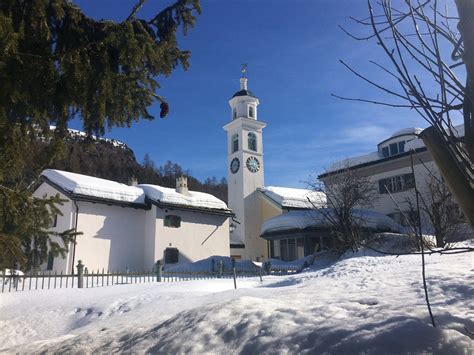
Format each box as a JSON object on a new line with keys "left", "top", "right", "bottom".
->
{"left": 139, "top": 184, "right": 229, "bottom": 211}
{"left": 164, "top": 256, "right": 260, "bottom": 272}
{"left": 41, "top": 169, "right": 145, "bottom": 204}
{"left": 1, "top": 239, "right": 472, "bottom": 354}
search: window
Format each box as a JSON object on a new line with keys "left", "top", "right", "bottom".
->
{"left": 280, "top": 239, "right": 288, "bottom": 261}
{"left": 398, "top": 141, "right": 405, "bottom": 153}
{"left": 382, "top": 141, "right": 406, "bottom": 157}
{"left": 249, "top": 106, "right": 254, "bottom": 118}
{"left": 232, "top": 108, "right": 237, "bottom": 120}
{"left": 164, "top": 215, "right": 181, "bottom": 228}
{"left": 232, "top": 134, "right": 239, "bottom": 153}
{"left": 46, "top": 252, "right": 54, "bottom": 270}
{"left": 297, "top": 238, "right": 305, "bottom": 259}
{"left": 248, "top": 132, "right": 257, "bottom": 151}
{"left": 49, "top": 214, "right": 58, "bottom": 228}
{"left": 379, "top": 173, "right": 415, "bottom": 194}
{"left": 389, "top": 143, "right": 399, "bottom": 156}
{"left": 164, "top": 248, "right": 179, "bottom": 264}
{"left": 287, "top": 238, "right": 296, "bottom": 261}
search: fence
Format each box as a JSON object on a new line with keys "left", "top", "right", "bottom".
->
{"left": 1, "top": 259, "right": 303, "bottom": 294}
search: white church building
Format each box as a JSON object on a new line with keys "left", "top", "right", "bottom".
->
{"left": 34, "top": 169, "right": 232, "bottom": 273}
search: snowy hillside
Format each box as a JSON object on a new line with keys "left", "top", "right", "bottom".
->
{"left": 1, "top": 241, "right": 472, "bottom": 354}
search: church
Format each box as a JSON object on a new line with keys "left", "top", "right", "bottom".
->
{"left": 222, "top": 73, "right": 407, "bottom": 262}
{"left": 223, "top": 74, "right": 329, "bottom": 261}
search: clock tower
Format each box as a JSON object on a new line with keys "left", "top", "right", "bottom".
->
{"left": 223, "top": 72, "right": 267, "bottom": 261}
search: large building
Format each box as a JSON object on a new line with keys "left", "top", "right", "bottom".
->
{"left": 318, "top": 125, "right": 471, "bottom": 239}
{"left": 34, "top": 169, "right": 232, "bottom": 273}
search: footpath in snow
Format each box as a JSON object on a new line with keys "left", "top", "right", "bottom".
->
{"left": 0, "top": 241, "right": 472, "bottom": 354}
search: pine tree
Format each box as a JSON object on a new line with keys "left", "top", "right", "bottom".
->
{"left": 0, "top": 0, "right": 201, "bottom": 270}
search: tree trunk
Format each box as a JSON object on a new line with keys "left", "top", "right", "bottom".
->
{"left": 420, "top": 126, "right": 474, "bottom": 229}
{"left": 455, "top": 0, "right": 474, "bottom": 161}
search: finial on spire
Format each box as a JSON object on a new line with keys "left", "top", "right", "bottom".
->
{"left": 241, "top": 63, "right": 248, "bottom": 78}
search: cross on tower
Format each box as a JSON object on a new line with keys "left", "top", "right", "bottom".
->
{"left": 241, "top": 63, "right": 248, "bottom": 78}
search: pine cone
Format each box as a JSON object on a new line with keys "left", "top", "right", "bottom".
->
{"left": 160, "top": 102, "right": 169, "bottom": 118}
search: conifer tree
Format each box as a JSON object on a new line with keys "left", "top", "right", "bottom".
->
{"left": 0, "top": 0, "right": 201, "bottom": 270}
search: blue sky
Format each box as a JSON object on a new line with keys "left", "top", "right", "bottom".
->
{"left": 70, "top": 0, "right": 457, "bottom": 188}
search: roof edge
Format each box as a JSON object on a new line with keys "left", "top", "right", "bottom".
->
{"left": 40, "top": 177, "right": 150, "bottom": 210}
{"left": 319, "top": 146, "right": 428, "bottom": 179}
{"left": 147, "top": 197, "right": 234, "bottom": 217}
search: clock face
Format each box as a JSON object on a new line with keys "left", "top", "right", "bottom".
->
{"left": 230, "top": 158, "right": 240, "bottom": 174}
{"left": 246, "top": 156, "right": 260, "bottom": 173}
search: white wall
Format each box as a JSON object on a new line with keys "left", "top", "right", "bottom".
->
{"left": 154, "top": 206, "right": 230, "bottom": 266}
{"left": 74, "top": 201, "right": 147, "bottom": 272}
{"left": 34, "top": 182, "right": 231, "bottom": 273}
{"left": 33, "top": 183, "right": 74, "bottom": 273}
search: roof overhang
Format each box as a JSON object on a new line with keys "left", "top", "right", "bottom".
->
{"left": 40, "top": 176, "right": 150, "bottom": 210}
{"left": 318, "top": 146, "right": 428, "bottom": 179}
{"left": 223, "top": 117, "right": 267, "bottom": 132}
{"left": 147, "top": 197, "right": 234, "bottom": 217}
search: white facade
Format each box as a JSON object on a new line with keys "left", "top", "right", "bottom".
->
{"left": 34, "top": 170, "right": 231, "bottom": 273}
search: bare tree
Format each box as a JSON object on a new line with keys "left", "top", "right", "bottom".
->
{"left": 419, "top": 173, "right": 465, "bottom": 247}
{"left": 336, "top": 0, "right": 474, "bottom": 227}
{"left": 310, "top": 168, "right": 377, "bottom": 252}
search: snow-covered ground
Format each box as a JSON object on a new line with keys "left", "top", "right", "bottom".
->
{"left": 1, "top": 241, "right": 472, "bottom": 354}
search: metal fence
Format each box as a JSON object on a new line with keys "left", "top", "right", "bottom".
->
{"left": 1, "top": 260, "right": 303, "bottom": 293}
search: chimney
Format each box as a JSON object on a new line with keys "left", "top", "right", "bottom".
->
{"left": 176, "top": 176, "right": 190, "bottom": 195}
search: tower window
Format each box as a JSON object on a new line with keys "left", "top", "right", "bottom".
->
{"left": 248, "top": 132, "right": 257, "bottom": 151}
{"left": 232, "top": 134, "right": 239, "bottom": 153}
{"left": 248, "top": 106, "right": 254, "bottom": 118}
{"left": 232, "top": 108, "right": 237, "bottom": 120}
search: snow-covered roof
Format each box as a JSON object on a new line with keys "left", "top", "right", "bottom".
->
{"left": 261, "top": 209, "right": 402, "bottom": 235}
{"left": 41, "top": 170, "right": 231, "bottom": 212}
{"left": 258, "top": 186, "right": 325, "bottom": 209}
{"left": 390, "top": 127, "right": 423, "bottom": 138}
{"left": 326, "top": 152, "right": 381, "bottom": 173}
{"left": 325, "top": 124, "right": 465, "bottom": 174}
{"left": 41, "top": 169, "right": 146, "bottom": 204}
{"left": 139, "top": 184, "right": 230, "bottom": 212}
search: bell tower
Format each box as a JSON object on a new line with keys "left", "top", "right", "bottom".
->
{"left": 223, "top": 67, "right": 267, "bottom": 261}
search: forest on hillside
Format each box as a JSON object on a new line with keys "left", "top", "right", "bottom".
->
{"left": 30, "top": 130, "right": 228, "bottom": 203}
